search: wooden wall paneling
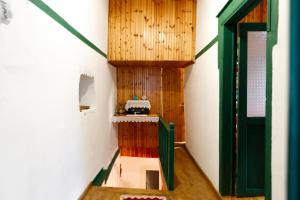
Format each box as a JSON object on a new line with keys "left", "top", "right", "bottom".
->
{"left": 164, "top": 0, "right": 168, "bottom": 61}
{"left": 109, "top": 0, "right": 112, "bottom": 60}
{"left": 187, "top": 0, "right": 193, "bottom": 60}
{"left": 158, "top": 0, "right": 163, "bottom": 60}
{"left": 147, "top": 0, "right": 151, "bottom": 60}
{"left": 143, "top": 0, "right": 148, "bottom": 61}
{"left": 169, "top": 1, "right": 172, "bottom": 60}
{"left": 162, "top": 68, "right": 185, "bottom": 142}
{"left": 117, "top": 67, "right": 162, "bottom": 157}
{"left": 132, "top": 0, "right": 137, "bottom": 60}
{"left": 163, "top": 0, "right": 168, "bottom": 60}
{"left": 239, "top": 0, "right": 267, "bottom": 23}
{"left": 149, "top": 0, "right": 154, "bottom": 60}
{"left": 138, "top": 0, "right": 142, "bottom": 60}
{"left": 122, "top": 0, "right": 130, "bottom": 60}
{"left": 192, "top": 0, "right": 196, "bottom": 61}
{"left": 108, "top": 0, "right": 112, "bottom": 60}
{"left": 128, "top": 0, "right": 133, "bottom": 60}
{"left": 120, "top": 0, "right": 124, "bottom": 60}
{"left": 168, "top": 0, "right": 172, "bottom": 60}
{"left": 117, "top": 67, "right": 185, "bottom": 157}
{"left": 129, "top": 0, "right": 134, "bottom": 60}
{"left": 172, "top": 0, "right": 177, "bottom": 60}
{"left": 179, "top": 0, "right": 183, "bottom": 60}
{"left": 175, "top": 0, "right": 181, "bottom": 60}
{"left": 141, "top": 0, "right": 145, "bottom": 60}
{"left": 137, "top": 0, "right": 142, "bottom": 61}
{"left": 182, "top": 0, "right": 187, "bottom": 60}
{"left": 183, "top": 0, "right": 188, "bottom": 60}
{"left": 156, "top": 1, "right": 161, "bottom": 60}
{"left": 114, "top": 0, "right": 118, "bottom": 60}
{"left": 108, "top": 0, "right": 196, "bottom": 67}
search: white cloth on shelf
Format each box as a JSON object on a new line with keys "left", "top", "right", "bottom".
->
{"left": 112, "top": 115, "right": 158, "bottom": 123}
{"left": 125, "top": 100, "right": 151, "bottom": 110}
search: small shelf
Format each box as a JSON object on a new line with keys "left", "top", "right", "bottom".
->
{"left": 112, "top": 114, "right": 159, "bottom": 123}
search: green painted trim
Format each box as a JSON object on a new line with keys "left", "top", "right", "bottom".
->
{"left": 288, "top": 0, "right": 300, "bottom": 199}
{"left": 217, "top": 0, "right": 234, "bottom": 17}
{"left": 265, "top": 1, "right": 278, "bottom": 200}
{"left": 92, "top": 149, "right": 120, "bottom": 186}
{"left": 217, "top": 0, "right": 277, "bottom": 198}
{"left": 105, "top": 149, "right": 120, "bottom": 182}
{"left": 92, "top": 168, "right": 107, "bottom": 186}
{"left": 158, "top": 116, "right": 174, "bottom": 191}
{"left": 218, "top": 23, "right": 236, "bottom": 195}
{"left": 168, "top": 123, "right": 175, "bottom": 191}
{"left": 195, "top": 36, "right": 218, "bottom": 59}
{"left": 29, "top": 0, "right": 107, "bottom": 58}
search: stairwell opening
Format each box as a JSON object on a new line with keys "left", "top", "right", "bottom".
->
{"left": 103, "top": 156, "right": 164, "bottom": 190}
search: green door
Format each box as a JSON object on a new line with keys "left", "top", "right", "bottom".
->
{"left": 237, "top": 23, "right": 267, "bottom": 197}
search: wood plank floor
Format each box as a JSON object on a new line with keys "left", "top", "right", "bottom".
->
{"left": 223, "top": 197, "right": 264, "bottom": 200}
{"left": 83, "top": 147, "right": 264, "bottom": 200}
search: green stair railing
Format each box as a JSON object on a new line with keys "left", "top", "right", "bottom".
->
{"left": 158, "top": 115, "right": 174, "bottom": 191}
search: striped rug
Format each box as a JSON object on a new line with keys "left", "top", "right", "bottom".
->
{"left": 120, "top": 195, "right": 167, "bottom": 200}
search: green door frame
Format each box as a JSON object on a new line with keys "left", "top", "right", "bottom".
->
{"left": 288, "top": 0, "right": 300, "bottom": 199}
{"left": 217, "top": 0, "right": 278, "bottom": 199}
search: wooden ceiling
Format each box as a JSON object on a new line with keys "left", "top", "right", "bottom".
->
{"left": 108, "top": 0, "right": 196, "bottom": 68}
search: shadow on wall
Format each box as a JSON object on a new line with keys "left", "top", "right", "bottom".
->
{"left": 184, "top": 64, "right": 194, "bottom": 86}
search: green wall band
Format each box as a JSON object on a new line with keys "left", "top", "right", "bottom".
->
{"left": 29, "top": 0, "right": 107, "bottom": 58}
{"left": 195, "top": 36, "right": 218, "bottom": 60}
{"left": 92, "top": 149, "right": 120, "bottom": 186}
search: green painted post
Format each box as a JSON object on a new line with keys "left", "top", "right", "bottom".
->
{"left": 169, "top": 123, "right": 175, "bottom": 191}
{"left": 288, "top": 0, "right": 300, "bottom": 199}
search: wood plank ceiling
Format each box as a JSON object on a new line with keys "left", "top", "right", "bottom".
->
{"left": 108, "top": 0, "right": 196, "bottom": 68}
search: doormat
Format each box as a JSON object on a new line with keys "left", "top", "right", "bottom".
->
{"left": 120, "top": 195, "right": 167, "bottom": 200}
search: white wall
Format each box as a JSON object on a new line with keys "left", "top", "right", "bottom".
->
{"left": 0, "top": 1, "right": 117, "bottom": 200}
{"left": 185, "top": 0, "right": 227, "bottom": 190}
{"left": 271, "top": 0, "right": 290, "bottom": 199}
{"left": 118, "top": 157, "right": 162, "bottom": 190}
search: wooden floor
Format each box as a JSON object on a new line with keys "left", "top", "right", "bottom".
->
{"left": 223, "top": 197, "right": 264, "bottom": 200}
{"left": 83, "top": 147, "right": 264, "bottom": 200}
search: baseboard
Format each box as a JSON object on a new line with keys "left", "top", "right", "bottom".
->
{"left": 184, "top": 146, "right": 223, "bottom": 200}
{"left": 174, "top": 141, "right": 186, "bottom": 147}
{"left": 78, "top": 182, "right": 92, "bottom": 200}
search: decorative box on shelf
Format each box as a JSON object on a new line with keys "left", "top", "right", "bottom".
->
{"left": 125, "top": 100, "right": 151, "bottom": 115}
{"left": 112, "top": 100, "right": 158, "bottom": 123}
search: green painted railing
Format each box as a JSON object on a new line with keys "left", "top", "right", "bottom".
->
{"left": 158, "top": 115, "right": 174, "bottom": 191}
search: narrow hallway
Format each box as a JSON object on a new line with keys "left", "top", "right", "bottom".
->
{"left": 0, "top": 0, "right": 292, "bottom": 199}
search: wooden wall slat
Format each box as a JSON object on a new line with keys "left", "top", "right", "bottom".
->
{"left": 239, "top": 0, "right": 267, "bottom": 23}
{"left": 117, "top": 67, "right": 185, "bottom": 157}
{"left": 108, "top": 0, "right": 196, "bottom": 65}
{"left": 162, "top": 68, "right": 185, "bottom": 142}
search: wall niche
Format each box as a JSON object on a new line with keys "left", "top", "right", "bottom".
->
{"left": 79, "top": 74, "right": 96, "bottom": 112}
